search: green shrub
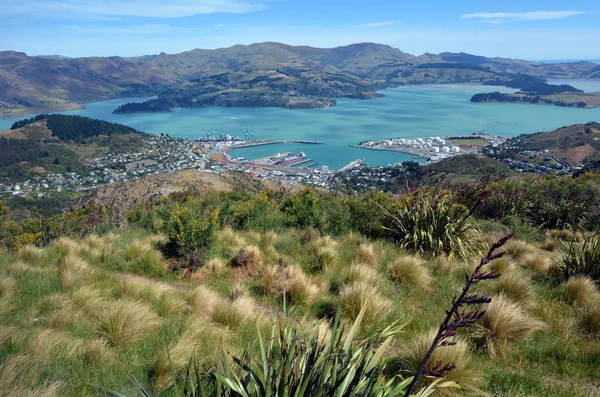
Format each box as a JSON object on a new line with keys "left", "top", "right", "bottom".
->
{"left": 166, "top": 199, "right": 220, "bottom": 257}
{"left": 383, "top": 187, "right": 484, "bottom": 260}
{"left": 282, "top": 188, "right": 323, "bottom": 229}
{"left": 559, "top": 237, "right": 600, "bottom": 282}
{"left": 311, "top": 297, "right": 338, "bottom": 320}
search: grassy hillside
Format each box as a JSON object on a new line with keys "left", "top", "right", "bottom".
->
{"left": 490, "top": 122, "right": 600, "bottom": 167}
{"left": 3, "top": 43, "right": 599, "bottom": 116}
{"left": 0, "top": 115, "right": 145, "bottom": 181}
{"left": 1, "top": 179, "right": 600, "bottom": 396}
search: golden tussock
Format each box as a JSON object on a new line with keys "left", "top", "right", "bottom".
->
{"left": 83, "top": 338, "right": 111, "bottom": 366}
{"left": 52, "top": 238, "right": 79, "bottom": 258}
{"left": 155, "top": 318, "right": 230, "bottom": 389}
{"left": 261, "top": 231, "right": 278, "bottom": 246}
{"left": 125, "top": 240, "right": 166, "bottom": 275}
{"left": 96, "top": 299, "right": 162, "bottom": 346}
{"left": 491, "top": 271, "right": 536, "bottom": 306}
{"left": 338, "top": 281, "right": 391, "bottom": 322}
{"left": 0, "top": 355, "right": 63, "bottom": 397}
{"left": 582, "top": 303, "right": 600, "bottom": 335}
{"left": 487, "top": 256, "right": 516, "bottom": 275}
{"left": 29, "top": 329, "right": 85, "bottom": 359}
{"left": 343, "top": 263, "right": 380, "bottom": 286}
{"left": 281, "top": 265, "right": 320, "bottom": 305}
{"left": 16, "top": 245, "right": 45, "bottom": 266}
{"left": 71, "top": 287, "right": 106, "bottom": 316}
{"left": 503, "top": 240, "right": 537, "bottom": 261}
{"left": 47, "top": 303, "right": 88, "bottom": 329}
{"left": 0, "top": 276, "right": 16, "bottom": 314}
{"left": 0, "top": 325, "right": 17, "bottom": 348}
{"left": 211, "top": 295, "right": 259, "bottom": 329}
{"left": 432, "top": 254, "right": 453, "bottom": 275}
{"left": 565, "top": 276, "right": 600, "bottom": 306}
{"left": 388, "top": 255, "right": 432, "bottom": 288}
{"left": 395, "top": 330, "right": 482, "bottom": 396}
{"left": 356, "top": 243, "right": 377, "bottom": 266}
{"left": 58, "top": 255, "right": 91, "bottom": 289}
{"left": 475, "top": 294, "right": 546, "bottom": 356}
{"left": 190, "top": 286, "right": 221, "bottom": 317}
{"left": 520, "top": 253, "right": 551, "bottom": 273}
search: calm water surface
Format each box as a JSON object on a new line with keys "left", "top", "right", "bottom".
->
{"left": 2, "top": 82, "right": 600, "bottom": 169}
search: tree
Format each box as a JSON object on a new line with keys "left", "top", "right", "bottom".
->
{"left": 53, "top": 157, "right": 60, "bottom": 165}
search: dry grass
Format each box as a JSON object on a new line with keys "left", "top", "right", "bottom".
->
{"left": 582, "top": 303, "right": 600, "bottom": 335}
{"left": 157, "top": 294, "right": 191, "bottom": 317}
{"left": 29, "top": 329, "right": 84, "bottom": 359}
{"left": 0, "top": 276, "right": 16, "bottom": 314}
{"left": 503, "top": 240, "right": 536, "bottom": 261}
{"left": 520, "top": 253, "right": 551, "bottom": 273}
{"left": 83, "top": 339, "right": 110, "bottom": 366}
{"left": 0, "top": 355, "right": 63, "bottom": 397}
{"left": 315, "top": 246, "right": 337, "bottom": 270}
{"left": 475, "top": 294, "right": 546, "bottom": 355}
{"left": 395, "top": 330, "right": 482, "bottom": 396}
{"left": 432, "top": 254, "right": 453, "bottom": 275}
{"left": 211, "top": 295, "right": 258, "bottom": 329}
{"left": 282, "top": 265, "right": 319, "bottom": 305}
{"left": 338, "top": 281, "right": 391, "bottom": 322}
{"left": 0, "top": 325, "right": 17, "bottom": 348}
{"left": 356, "top": 243, "right": 377, "bottom": 266}
{"left": 155, "top": 318, "right": 229, "bottom": 389}
{"left": 16, "top": 245, "right": 45, "bottom": 266}
{"left": 258, "top": 264, "right": 280, "bottom": 295}
{"left": 490, "top": 272, "right": 536, "bottom": 306}
{"left": 487, "top": 256, "right": 516, "bottom": 275}
{"left": 313, "top": 235, "right": 338, "bottom": 251}
{"left": 96, "top": 299, "right": 162, "bottom": 346}
{"left": 565, "top": 276, "right": 600, "bottom": 306}
{"left": 47, "top": 303, "right": 88, "bottom": 329}
{"left": 388, "top": 255, "right": 432, "bottom": 288}
{"left": 125, "top": 240, "right": 166, "bottom": 275}
{"left": 52, "top": 238, "right": 80, "bottom": 258}
{"left": 71, "top": 287, "right": 106, "bottom": 316}
{"left": 205, "top": 258, "right": 226, "bottom": 273}
{"left": 343, "top": 263, "right": 380, "bottom": 286}
{"left": 58, "top": 255, "right": 91, "bottom": 289}
{"left": 220, "top": 228, "right": 247, "bottom": 250}
{"left": 261, "top": 231, "right": 278, "bottom": 246}
{"left": 190, "top": 286, "right": 221, "bottom": 317}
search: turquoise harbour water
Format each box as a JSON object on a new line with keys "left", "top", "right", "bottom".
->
{"left": 1, "top": 82, "right": 600, "bottom": 170}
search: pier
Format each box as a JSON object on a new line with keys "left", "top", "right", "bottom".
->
{"left": 232, "top": 139, "right": 323, "bottom": 148}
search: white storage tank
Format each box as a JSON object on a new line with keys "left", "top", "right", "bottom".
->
{"left": 452, "top": 146, "right": 460, "bottom": 153}
{"left": 442, "top": 146, "right": 450, "bottom": 153}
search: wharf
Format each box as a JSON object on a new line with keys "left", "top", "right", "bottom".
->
{"left": 233, "top": 139, "right": 323, "bottom": 148}
{"left": 291, "top": 158, "right": 313, "bottom": 166}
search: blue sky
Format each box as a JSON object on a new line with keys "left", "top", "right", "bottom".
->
{"left": 1, "top": 0, "right": 598, "bottom": 60}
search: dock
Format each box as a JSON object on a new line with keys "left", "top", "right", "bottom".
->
{"left": 338, "top": 159, "right": 364, "bottom": 172}
{"left": 232, "top": 139, "right": 323, "bottom": 148}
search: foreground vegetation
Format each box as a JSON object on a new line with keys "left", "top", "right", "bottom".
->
{"left": 1, "top": 177, "right": 600, "bottom": 396}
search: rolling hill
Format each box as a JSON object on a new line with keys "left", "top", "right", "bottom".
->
{"left": 2, "top": 42, "right": 599, "bottom": 117}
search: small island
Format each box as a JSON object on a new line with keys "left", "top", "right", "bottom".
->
{"left": 471, "top": 92, "right": 600, "bottom": 108}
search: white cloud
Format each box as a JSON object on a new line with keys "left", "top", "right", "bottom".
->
{"left": 61, "top": 23, "right": 175, "bottom": 35}
{"left": 215, "top": 24, "right": 225, "bottom": 28}
{"left": 461, "top": 11, "right": 584, "bottom": 24}
{"left": 362, "top": 20, "right": 395, "bottom": 28}
{"left": 0, "top": 0, "right": 267, "bottom": 18}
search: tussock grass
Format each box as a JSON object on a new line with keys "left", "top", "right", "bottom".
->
{"left": 58, "top": 255, "right": 91, "bottom": 289}
{"left": 475, "top": 294, "right": 546, "bottom": 356}
{"left": 339, "top": 281, "right": 391, "bottom": 322}
{"left": 190, "top": 286, "right": 221, "bottom": 316}
{"left": 29, "top": 329, "right": 84, "bottom": 359}
{"left": 16, "top": 245, "right": 45, "bottom": 266}
{"left": 205, "top": 258, "right": 226, "bottom": 273}
{"left": 211, "top": 295, "right": 258, "bottom": 329}
{"left": 96, "top": 300, "right": 162, "bottom": 346}
{"left": 83, "top": 338, "right": 110, "bottom": 366}
{"left": 156, "top": 318, "right": 229, "bottom": 389}
{"left": 393, "top": 330, "right": 482, "bottom": 396}
{"left": 71, "top": 286, "right": 106, "bottom": 316}
{"left": 0, "top": 276, "right": 16, "bottom": 314}
{"left": 52, "top": 238, "right": 80, "bottom": 258}
{"left": 0, "top": 355, "right": 63, "bottom": 397}
{"left": 432, "top": 254, "right": 453, "bottom": 275}
{"left": 582, "top": 303, "right": 600, "bottom": 335}
{"left": 490, "top": 272, "right": 536, "bottom": 306}
{"left": 520, "top": 253, "right": 551, "bottom": 273}
{"left": 118, "top": 277, "right": 173, "bottom": 302}
{"left": 124, "top": 240, "right": 166, "bottom": 275}
{"left": 47, "top": 303, "right": 88, "bottom": 329}
{"left": 261, "top": 231, "right": 278, "bottom": 246}
{"left": 314, "top": 246, "right": 337, "bottom": 271}
{"left": 487, "top": 256, "right": 516, "bottom": 275}
{"left": 156, "top": 294, "right": 191, "bottom": 317}
{"left": 313, "top": 235, "right": 338, "bottom": 251}
{"left": 257, "top": 264, "right": 280, "bottom": 295}
{"left": 356, "top": 243, "right": 377, "bottom": 266}
{"left": 388, "top": 255, "right": 432, "bottom": 288}
{"left": 565, "top": 276, "right": 600, "bottom": 306}
{"left": 282, "top": 265, "right": 319, "bottom": 305}
{"left": 503, "top": 240, "right": 536, "bottom": 261}
{"left": 220, "top": 228, "right": 247, "bottom": 249}
{"left": 343, "top": 263, "right": 380, "bottom": 286}
{"left": 0, "top": 325, "right": 17, "bottom": 348}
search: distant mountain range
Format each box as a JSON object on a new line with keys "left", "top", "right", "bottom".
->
{"left": 2, "top": 42, "right": 600, "bottom": 117}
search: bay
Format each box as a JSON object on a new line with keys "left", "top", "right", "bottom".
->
{"left": 1, "top": 84, "right": 600, "bottom": 170}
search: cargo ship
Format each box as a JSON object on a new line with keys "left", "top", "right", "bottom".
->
{"left": 275, "top": 152, "right": 306, "bottom": 166}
